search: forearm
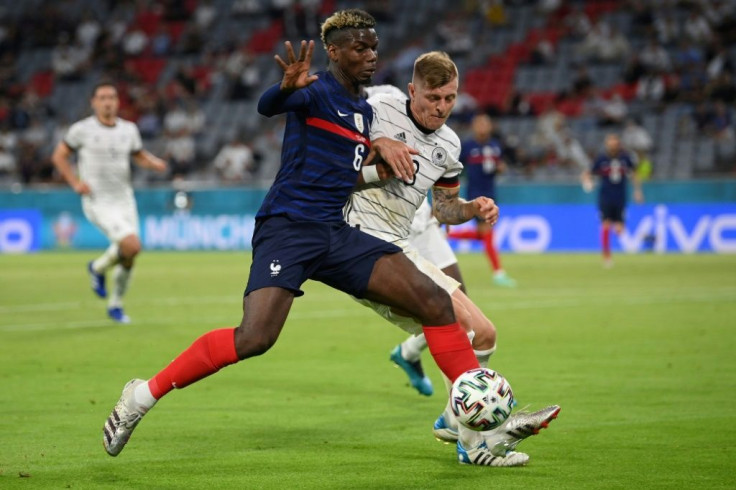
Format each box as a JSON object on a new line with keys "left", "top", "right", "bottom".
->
{"left": 51, "top": 155, "right": 80, "bottom": 188}
{"left": 257, "top": 82, "right": 306, "bottom": 116}
{"left": 432, "top": 191, "right": 475, "bottom": 225}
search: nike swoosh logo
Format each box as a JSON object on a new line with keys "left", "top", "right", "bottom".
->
{"left": 337, "top": 110, "right": 349, "bottom": 117}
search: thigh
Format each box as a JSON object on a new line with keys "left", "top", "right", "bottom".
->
{"left": 83, "top": 201, "right": 139, "bottom": 243}
{"left": 313, "top": 223, "right": 401, "bottom": 298}
{"left": 409, "top": 223, "right": 458, "bottom": 270}
{"left": 245, "top": 217, "right": 329, "bottom": 298}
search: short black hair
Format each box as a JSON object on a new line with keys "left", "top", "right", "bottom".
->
{"left": 91, "top": 81, "right": 117, "bottom": 98}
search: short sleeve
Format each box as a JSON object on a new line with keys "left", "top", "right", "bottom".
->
{"left": 130, "top": 123, "right": 143, "bottom": 154}
{"left": 63, "top": 122, "right": 84, "bottom": 150}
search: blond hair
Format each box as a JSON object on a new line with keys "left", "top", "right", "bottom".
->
{"left": 412, "top": 51, "right": 458, "bottom": 89}
{"left": 320, "top": 9, "right": 376, "bottom": 49}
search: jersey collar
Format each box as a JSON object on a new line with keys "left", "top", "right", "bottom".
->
{"left": 406, "top": 99, "right": 435, "bottom": 135}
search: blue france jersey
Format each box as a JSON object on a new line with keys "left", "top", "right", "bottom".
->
{"left": 257, "top": 71, "right": 373, "bottom": 221}
{"left": 591, "top": 151, "right": 636, "bottom": 205}
{"left": 460, "top": 138, "right": 502, "bottom": 200}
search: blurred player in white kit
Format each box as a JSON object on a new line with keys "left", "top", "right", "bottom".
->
{"left": 52, "top": 82, "right": 167, "bottom": 323}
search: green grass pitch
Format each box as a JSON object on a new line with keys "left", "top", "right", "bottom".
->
{"left": 1, "top": 251, "right": 735, "bottom": 489}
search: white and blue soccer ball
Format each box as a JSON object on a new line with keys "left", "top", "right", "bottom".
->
{"left": 450, "top": 368, "right": 514, "bottom": 431}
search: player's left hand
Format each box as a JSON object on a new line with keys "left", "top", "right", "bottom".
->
{"left": 472, "top": 197, "right": 499, "bottom": 226}
{"left": 150, "top": 157, "right": 168, "bottom": 173}
{"left": 634, "top": 188, "right": 644, "bottom": 203}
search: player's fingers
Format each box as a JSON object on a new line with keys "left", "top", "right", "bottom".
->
{"left": 305, "top": 40, "right": 315, "bottom": 65}
{"left": 274, "top": 55, "right": 288, "bottom": 71}
{"left": 297, "top": 40, "right": 307, "bottom": 61}
{"left": 285, "top": 41, "right": 296, "bottom": 63}
{"left": 363, "top": 147, "right": 378, "bottom": 166}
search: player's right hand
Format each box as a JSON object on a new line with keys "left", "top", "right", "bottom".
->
{"left": 275, "top": 40, "right": 319, "bottom": 92}
{"left": 73, "top": 181, "right": 91, "bottom": 195}
{"left": 371, "top": 137, "right": 419, "bottom": 183}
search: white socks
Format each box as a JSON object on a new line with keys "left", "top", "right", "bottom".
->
{"left": 108, "top": 265, "right": 132, "bottom": 308}
{"left": 400, "top": 334, "right": 427, "bottom": 362}
{"left": 134, "top": 381, "right": 158, "bottom": 410}
{"left": 473, "top": 346, "right": 496, "bottom": 369}
{"left": 92, "top": 244, "right": 120, "bottom": 273}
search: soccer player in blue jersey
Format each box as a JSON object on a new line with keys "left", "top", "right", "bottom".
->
{"left": 101, "top": 9, "right": 490, "bottom": 459}
{"left": 447, "top": 114, "right": 516, "bottom": 287}
{"left": 582, "top": 133, "right": 644, "bottom": 267}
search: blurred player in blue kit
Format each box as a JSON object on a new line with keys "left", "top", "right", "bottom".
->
{"left": 582, "top": 133, "right": 644, "bottom": 267}
{"left": 447, "top": 114, "right": 517, "bottom": 287}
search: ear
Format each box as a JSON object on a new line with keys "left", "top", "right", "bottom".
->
{"left": 327, "top": 44, "right": 339, "bottom": 63}
{"left": 407, "top": 82, "right": 415, "bottom": 99}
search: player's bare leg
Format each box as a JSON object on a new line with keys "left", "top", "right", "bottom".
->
{"left": 103, "top": 287, "right": 294, "bottom": 456}
{"left": 364, "top": 252, "right": 479, "bottom": 384}
{"left": 107, "top": 234, "right": 141, "bottom": 323}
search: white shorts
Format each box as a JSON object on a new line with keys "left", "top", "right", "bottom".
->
{"left": 408, "top": 221, "right": 458, "bottom": 270}
{"left": 82, "top": 199, "right": 140, "bottom": 243}
{"left": 354, "top": 248, "right": 461, "bottom": 335}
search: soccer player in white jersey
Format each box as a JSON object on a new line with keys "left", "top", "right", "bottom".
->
{"left": 51, "top": 82, "right": 167, "bottom": 323}
{"left": 348, "top": 52, "right": 559, "bottom": 466}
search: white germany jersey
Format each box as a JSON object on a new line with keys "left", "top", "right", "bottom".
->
{"left": 344, "top": 92, "right": 462, "bottom": 247}
{"left": 64, "top": 116, "right": 143, "bottom": 205}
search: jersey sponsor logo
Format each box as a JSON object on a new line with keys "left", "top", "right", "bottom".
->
{"left": 432, "top": 147, "right": 447, "bottom": 166}
{"left": 270, "top": 260, "right": 282, "bottom": 277}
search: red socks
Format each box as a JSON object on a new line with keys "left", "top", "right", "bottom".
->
{"left": 149, "top": 328, "right": 239, "bottom": 399}
{"left": 449, "top": 228, "right": 502, "bottom": 272}
{"left": 482, "top": 230, "right": 502, "bottom": 272}
{"left": 422, "top": 322, "right": 479, "bottom": 382}
{"left": 601, "top": 225, "right": 611, "bottom": 259}
{"left": 447, "top": 229, "right": 482, "bottom": 240}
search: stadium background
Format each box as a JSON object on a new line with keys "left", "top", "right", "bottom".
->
{"left": 0, "top": 0, "right": 735, "bottom": 252}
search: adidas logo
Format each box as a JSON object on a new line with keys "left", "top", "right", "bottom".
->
{"left": 394, "top": 132, "right": 406, "bottom": 142}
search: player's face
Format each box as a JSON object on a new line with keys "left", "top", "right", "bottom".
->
{"left": 408, "top": 77, "right": 458, "bottom": 131}
{"left": 91, "top": 86, "right": 119, "bottom": 120}
{"left": 605, "top": 134, "right": 621, "bottom": 155}
{"left": 329, "top": 28, "right": 378, "bottom": 85}
{"left": 472, "top": 114, "right": 493, "bottom": 140}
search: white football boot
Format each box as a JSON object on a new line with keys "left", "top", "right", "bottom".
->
{"left": 484, "top": 405, "right": 561, "bottom": 456}
{"left": 103, "top": 379, "right": 150, "bottom": 456}
{"left": 457, "top": 440, "right": 530, "bottom": 466}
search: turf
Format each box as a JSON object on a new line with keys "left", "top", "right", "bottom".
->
{"left": 0, "top": 251, "right": 734, "bottom": 489}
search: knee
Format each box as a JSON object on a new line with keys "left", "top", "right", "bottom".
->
{"left": 119, "top": 237, "right": 142, "bottom": 260}
{"left": 472, "top": 318, "right": 497, "bottom": 350}
{"left": 234, "top": 323, "right": 279, "bottom": 359}
{"left": 420, "top": 284, "right": 455, "bottom": 324}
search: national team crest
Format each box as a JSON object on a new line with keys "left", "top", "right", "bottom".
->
{"left": 432, "top": 147, "right": 447, "bottom": 165}
{"left": 354, "top": 113, "right": 364, "bottom": 133}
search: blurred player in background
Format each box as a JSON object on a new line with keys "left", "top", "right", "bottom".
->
{"left": 99, "top": 10, "right": 487, "bottom": 462}
{"left": 351, "top": 52, "right": 559, "bottom": 466}
{"left": 51, "top": 82, "right": 167, "bottom": 323}
{"left": 447, "top": 114, "right": 517, "bottom": 287}
{"left": 581, "top": 133, "right": 644, "bottom": 267}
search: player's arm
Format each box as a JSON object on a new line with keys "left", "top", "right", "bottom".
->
{"left": 258, "top": 40, "right": 317, "bottom": 116}
{"left": 431, "top": 183, "right": 499, "bottom": 226}
{"left": 51, "top": 141, "right": 90, "bottom": 195}
{"left": 132, "top": 150, "right": 167, "bottom": 173}
{"left": 366, "top": 137, "right": 419, "bottom": 184}
{"left": 631, "top": 166, "right": 644, "bottom": 203}
{"left": 355, "top": 160, "right": 393, "bottom": 187}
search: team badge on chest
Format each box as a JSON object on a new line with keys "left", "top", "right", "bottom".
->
{"left": 432, "top": 147, "right": 447, "bottom": 166}
{"left": 354, "top": 113, "right": 364, "bottom": 133}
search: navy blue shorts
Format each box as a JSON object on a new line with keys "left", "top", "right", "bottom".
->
{"left": 244, "top": 215, "right": 401, "bottom": 298}
{"left": 599, "top": 202, "right": 625, "bottom": 223}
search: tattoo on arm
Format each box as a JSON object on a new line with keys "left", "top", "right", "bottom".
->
{"left": 432, "top": 187, "right": 472, "bottom": 224}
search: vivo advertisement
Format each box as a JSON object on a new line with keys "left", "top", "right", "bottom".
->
{"left": 1, "top": 201, "right": 734, "bottom": 254}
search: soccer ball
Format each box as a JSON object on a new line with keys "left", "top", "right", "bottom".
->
{"left": 450, "top": 368, "right": 514, "bottom": 431}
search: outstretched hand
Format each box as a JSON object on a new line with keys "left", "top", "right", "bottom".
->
{"left": 275, "top": 40, "right": 319, "bottom": 92}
